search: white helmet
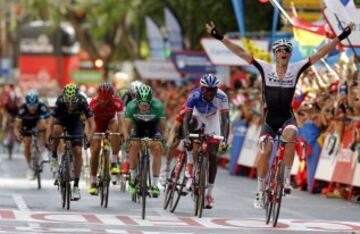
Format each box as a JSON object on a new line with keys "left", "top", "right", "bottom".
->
{"left": 272, "top": 39, "right": 292, "bottom": 53}
{"left": 129, "top": 80, "right": 143, "bottom": 96}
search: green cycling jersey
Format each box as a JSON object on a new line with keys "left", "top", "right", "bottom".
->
{"left": 125, "top": 98, "right": 166, "bottom": 122}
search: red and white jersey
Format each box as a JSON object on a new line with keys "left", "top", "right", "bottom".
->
{"left": 89, "top": 96, "right": 124, "bottom": 122}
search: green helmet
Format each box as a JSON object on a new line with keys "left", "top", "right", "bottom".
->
{"left": 137, "top": 84, "right": 152, "bottom": 103}
{"left": 63, "top": 83, "right": 78, "bottom": 102}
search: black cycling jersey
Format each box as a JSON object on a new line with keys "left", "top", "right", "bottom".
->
{"left": 251, "top": 58, "right": 311, "bottom": 136}
{"left": 52, "top": 94, "right": 93, "bottom": 125}
{"left": 17, "top": 102, "right": 50, "bottom": 121}
{"left": 252, "top": 58, "right": 311, "bottom": 113}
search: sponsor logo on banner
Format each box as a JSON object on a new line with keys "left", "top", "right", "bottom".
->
{"left": 171, "top": 51, "right": 216, "bottom": 75}
{"left": 134, "top": 60, "right": 181, "bottom": 81}
{"left": 20, "top": 34, "right": 54, "bottom": 54}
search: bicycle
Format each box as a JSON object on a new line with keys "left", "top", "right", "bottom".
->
{"left": 119, "top": 144, "right": 130, "bottom": 192}
{"left": 93, "top": 132, "right": 121, "bottom": 208}
{"left": 163, "top": 145, "right": 187, "bottom": 213}
{"left": 262, "top": 129, "right": 304, "bottom": 227}
{"left": 189, "top": 129, "right": 223, "bottom": 218}
{"left": 3, "top": 121, "right": 16, "bottom": 160}
{"left": 21, "top": 127, "right": 46, "bottom": 189}
{"left": 128, "top": 136, "right": 163, "bottom": 220}
{"left": 51, "top": 131, "right": 84, "bottom": 210}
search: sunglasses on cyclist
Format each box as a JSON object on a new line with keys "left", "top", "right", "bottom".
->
{"left": 276, "top": 47, "right": 292, "bottom": 53}
{"left": 138, "top": 101, "right": 151, "bottom": 106}
{"left": 203, "top": 86, "right": 218, "bottom": 92}
{"left": 26, "top": 103, "right": 38, "bottom": 109}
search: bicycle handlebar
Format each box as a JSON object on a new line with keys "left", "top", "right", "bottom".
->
{"left": 50, "top": 134, "right": 85, "bottom": 140}
{"left": 189, "top": 133, "right": 224, "bottom": 141}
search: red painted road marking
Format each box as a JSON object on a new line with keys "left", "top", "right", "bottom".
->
{"left": 0, "top": 210, "right": 15, "bottom": 220}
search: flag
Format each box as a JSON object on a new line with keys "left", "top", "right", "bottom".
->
{"left": 240, "top": 38, "right": 272, "bottom": 63}
{"left": 145, "top": 16, "right": 165, "bottom": 60}
{"left": 291, "top": 6, "right": 326, "bottom": 56}
{"left": 164, "top": 7, "right": 183, "bottom": 51}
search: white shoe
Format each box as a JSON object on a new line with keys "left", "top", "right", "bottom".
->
{"left": 26, "top": 168, "right": 35, "bottom": 180}
{"left": 254, "top": 192, "right": 264, "bottom": 209}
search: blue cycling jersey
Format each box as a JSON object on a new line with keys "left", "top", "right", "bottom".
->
{"left": 186, "top": 87, "right": 229, "bottom": 117}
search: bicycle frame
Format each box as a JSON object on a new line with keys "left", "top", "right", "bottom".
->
{"left": 189, "top": 132, "right": 223, "bottom": 218}
{"left": 264, "top": 132, "right": 301, "bottom": 227}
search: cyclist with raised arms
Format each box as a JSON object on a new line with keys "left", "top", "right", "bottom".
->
{"left": 206, "top": 21, "right": 354, "bottom": 209}
{"left": 88, "top": 83, "right": 125, "bottom": 195}
{"left": 183, "top": 74, "right": 230, "bottom": 209}
{"left": 49, "top": 83, "right": 95, "bottom": 201}
{"left": 124, "top": 84, "right": 166, "bottom": 198}
{"left": 14, "top": 90, "right": 50, "bottom": 179}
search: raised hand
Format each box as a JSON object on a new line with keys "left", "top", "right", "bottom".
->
{"left": 206, "top": 21, "right": 224, "bottom": 41}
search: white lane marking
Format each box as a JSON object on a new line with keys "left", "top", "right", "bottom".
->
{"left": 12, "top": 194, "right": 30, "bottom": 212}
{"left": 12, "top": 194, "right": 40, "bottom": 229}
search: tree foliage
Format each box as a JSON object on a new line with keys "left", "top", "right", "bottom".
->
{"left": 10, "top": 0, "right": 274, "bottom": 62}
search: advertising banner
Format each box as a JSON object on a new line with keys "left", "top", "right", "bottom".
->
{"left": 201, "top": 38, "right": 269, "bottom": 66}
{"left": 229, "top": 120, "right": 248, "bottom": 174}
{"left": 171, "top": 51, "right": 216, "bottom": 76}
{"left": 323, "top": 0, "right": 360, "bottom": 47}
{"left": 134, "top": 60, "right": 181, "bottom": 81}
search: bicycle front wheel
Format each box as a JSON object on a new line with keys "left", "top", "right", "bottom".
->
{"left": 265, "top": 167, "right": 275, "bottom": 224}
{"left": 36, "top": 171, "right": 41, "bottom": 190}
{"left": 198, "top": 158, "right": 207, "bottom": 218}
{"left": 141, "top": 156, "right": 148, "bottom": 220}
{"left": 272, "top": 160, "right": 285, "bottom": 227}
{"left": 66, "top": 181, "right": 71, "bottom": 210}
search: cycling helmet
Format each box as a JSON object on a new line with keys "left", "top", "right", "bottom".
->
{"left": 200, "top": 74, "right": 220, "bottom": 88}
{"left": 137, "top": 84, "right": 152, "bottom": 103}
{"left": 63, "top": 83, "right": 78, "bottom": 102}
{"left": 26, "top": 90, "right": 39, "bottom": 105}
{"left": 97, "top": 82, "right": 114, "bottom": 100}
{"left": 272, "top": 39, "right": 292, "bottom": 53}
{"left": 129, "top": 80, "right": 143, "bottom": 96}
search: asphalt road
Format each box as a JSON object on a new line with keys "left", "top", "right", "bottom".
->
{"left": 0, "top": 151, "right": 359, "bottom": 234}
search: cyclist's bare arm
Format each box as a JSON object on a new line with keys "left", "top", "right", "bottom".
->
{"left": 85, "top": 116, "right": 96, "bottom": 139}
{"left": 124, "top": 118, "right": 133, "bottom": 140}
{"left": 116, "top": 111, "right": 125, "bottom": 135}
{"left": 309, "top": 22, "right": 354, "bottom": 65}
{"left": 220, "top": 111, "right": 230, "bottom": 141}
{"left": 182, "top": 110, "right": 193, "bottom": 137}
{"left": 14, "top": 118, "right": 22, "bottom": 139}
{"left": 160, "top": 119, "right": 166, "bottom": 138}
{"left": 205, "top": 21, "right": 252, "bottom": 64}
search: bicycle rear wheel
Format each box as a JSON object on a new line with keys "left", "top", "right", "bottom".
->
{"left": 272, "top": 160, "right": 285, "bottom": 227}
{"left": 163, "top": 166, "right": 176, "bottom": 210}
